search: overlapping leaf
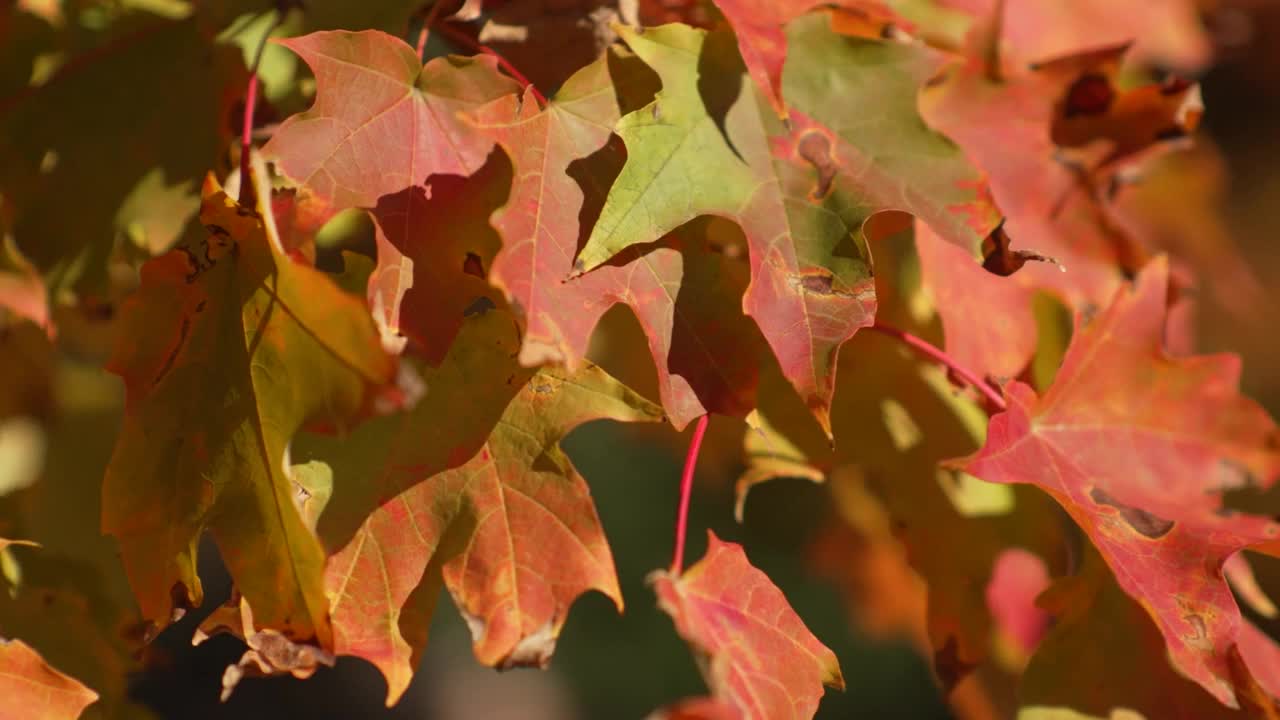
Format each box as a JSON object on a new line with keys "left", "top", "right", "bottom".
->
{"left": 958, "top": 257, "right": 1280, "bottom": 708}
{"left": 937, "top": 0, "right": 1211, "bottom": 69}
{"left": 470, "top": 49, "right": 762, "bottom": 427}
{"left": 323, "top": 317, "right": 663, "bottom": 703}
{"left": 102, "top": 179, "right": 395, "bottom": 645}
{"left": 740, "top": 236, "right": 1068, "bottom": 694}
{"left": 575, "top": 18, "right": 999, "bottom": 431}
{"left": 918, "top": 41, "right": 1203, "bottom": 378}
{"left": 263, "top": 30, "right": 520, "bottom": 212}
{"left": 365, "top": 157, "right": 510, "bottom": 361}
{"left": 262, "top": 30, "right": 521, "bottom": 357}
{"left": 650, "top": 532, "right": 844, "bottom": 719}
{"left": 1018, "top": 546, "right": 1257, "bottom": 719}
{"left": 709, "top": 0, "right": 903, "bottom": 112}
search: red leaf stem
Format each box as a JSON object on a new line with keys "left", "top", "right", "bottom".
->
{"left": 414, "top": 0, "right": 449, "bottom": 60}
{"left": 239, "top": 10, "right": 285, "bottom": 206}
{"left": 433, "top": 21, "right": 548, "bottom": 107}
{"left": 868, "top": 322, "right": 1008, "bottom": 412}
{"left": 672, "top": 413, "right": 711, "bottom": 576}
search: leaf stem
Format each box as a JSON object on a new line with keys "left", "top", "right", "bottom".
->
{"left": 433, "top": 21, "right": 548, "bottom": 106}
{"left": 414, "top": 0, "right": 449, "bottom": 59}
{"left": 671, "top": 413, "right": 710, "bottom": 576}
{"left": 867, "top": 323, "right": 1007, "bottom": 412}
{"left": 983, "top": 0, "right": 1006, "bottom": 83}
{"left": 239, "top": 10, "right": 285, "bottom": 206}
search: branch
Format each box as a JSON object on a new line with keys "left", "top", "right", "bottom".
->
{"left": 867, "top": 323, "right": 1007, "bottom": 412}
{"left": 671, "top": 414, "right": 711, "bottom": 576}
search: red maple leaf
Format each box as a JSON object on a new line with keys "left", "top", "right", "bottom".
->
{"left": 650, "top": 532, "right": 845, "bottom": 719}
{"left": 957, "top": 257, "right": 1280, "bottom": 708}
{"left": 470, "top": 52, "right": 762, "bottom": 427}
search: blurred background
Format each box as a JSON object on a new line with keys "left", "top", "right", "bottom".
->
{"left": 4, "top": 0, "right": 1280, "bottom": 718}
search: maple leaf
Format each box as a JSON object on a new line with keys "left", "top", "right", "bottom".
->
{"left": 1018, "top": 546, "right": 1257, "bottom": 719}
{"left": 938, "top": 0, "right": 1211, "bottom": 69}
{"left": 101, "top": 178, "right": 395, "bottom": 645}
{"left": 740, "top": 238, "right": 1069, "bottom": 693}
{"left": 957, "top": 256, "right": 1280, "bottom": 708}
{"left": 917, "top": 41, "right": 1203, "bottom": 379}
{"left": 0, "top": 16, "right": 246, "bottom": 293}
{"left": 709, "top": 0, "right": 905, "bottom": 113}
{"left": 914, "top": 222, "right": 1043, "bottom": 380}
{"left": 190, "top": 461, "right": 338, "bottom": 702}
{"left": 263, "top": 30, "right": 521, "bottom": 213}
{"left": 470, "top": 47, "right": 761, "bottom": 427}
{"left": 574, "top": 18, "right": 998, "bottom": 431}
{"left": 0, "top": 638, "right": 98, "bottom": 720}
{"left": 319, "top": 309, "right": 664, "bottom": 703}
{"left": 649, "top": 532, "right": 845, "bottom": 719}
{"left": 263, "top": 29, "right": 520, "bottom": 358}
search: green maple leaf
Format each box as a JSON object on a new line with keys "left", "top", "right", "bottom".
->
{"left": 102, "top": 178, "right": 395, "bottom": 645}
{"left": 575, "top": 18, "right": 998, "bottom": 432}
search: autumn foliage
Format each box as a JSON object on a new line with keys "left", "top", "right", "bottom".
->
{"left": 3, "top": 0, "right": 1280, "bottom": 718}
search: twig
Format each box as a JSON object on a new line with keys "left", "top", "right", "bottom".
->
{"left": 867, "top": 323, "right": 1007, "bottom": 412}
{"left": 671, "top": 414, "right": 710, "bottom": 576}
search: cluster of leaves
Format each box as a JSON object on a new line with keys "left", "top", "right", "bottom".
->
{"left": 2, "top": 0, "right": 1279, "bottom": 717}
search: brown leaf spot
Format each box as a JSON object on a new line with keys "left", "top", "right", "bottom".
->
{"left": 1078, "top": 303, "right": 1101, "bottom": 326}
{"left": 1183, "top": 613, "right": 1207, "bottom": 643}
{"left": 796, "top": 130, "right": 837, "bottom": 200}
{"left": 1089, "top": 487, "right": 1175, "bottom": 539}
{"left": 790, "top": 271, "right": 854, "bottom": 298}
